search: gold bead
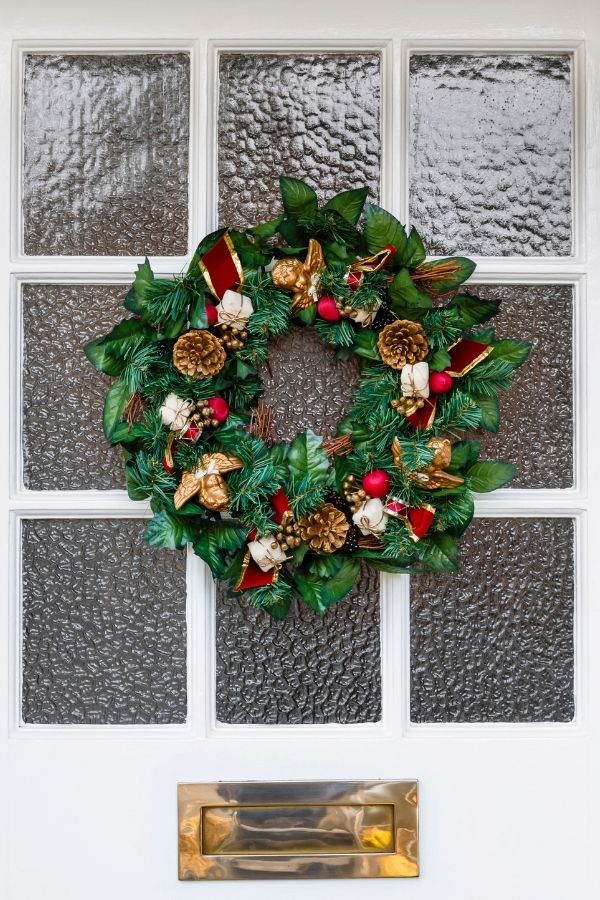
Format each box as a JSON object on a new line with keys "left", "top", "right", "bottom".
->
{"left": 358, "top": 489, "right": 366, "bottom": 499}
{"left": 285, "top": 525, "right": 294, "bottom": 534}
{"left": 348, "top": 474, "right": 356, "bottom": 483}
{"left": 211, "top": 418, "right": 219, "bottom": 427}
{"left": 240, "top": 330, "right": 248, "bottom": 340}
{"left": 294, "top": 537, "right": 302, "bottom": 547}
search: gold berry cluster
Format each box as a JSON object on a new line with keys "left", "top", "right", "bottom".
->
{"left": 342, "top": 474, "right": 368, "bottom": 513}
{"left": 195, "top": 400, "right": 222, "bottom": 430}
{"left": 274, "top": 519, "right": 302, "bottom": 550}
{"left": 217, "top": 323, "right": 248, "bottom": 352}
{"left": 391, "top": 396, "right": 425, "bottom": 415}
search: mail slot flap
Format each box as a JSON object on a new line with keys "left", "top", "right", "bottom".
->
{"left": 178, "top": 781, "right": 418, "bottom": 880}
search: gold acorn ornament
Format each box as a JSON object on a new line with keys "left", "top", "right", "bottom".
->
{"left": 297, "top": 503, "right": 350, "bottom": 553}
{"left": 172, "top": 330, "right": 226, "bottom": 378}
{"left": 377, "top": 319, "right": 429, "bottom": 370}
{"left": 271, "top": 238, "right": 325, "bottom": 312}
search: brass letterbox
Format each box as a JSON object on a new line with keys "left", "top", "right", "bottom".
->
{"left": 178, "top": 780, "right": 418, "bottom": 880}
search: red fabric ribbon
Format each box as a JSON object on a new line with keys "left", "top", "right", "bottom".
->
{"left": 406, "top": 505, "right": 435, "bottom": 541}
{"left": 406, "top": 397, "right": 437, "bottom": 430}
{"left": 234, "top": 489, "right": 293, "bottom": 592}
{"left": 199, "top": 233, "right": 244, "bottom": 300}
{"left": 446, "top": 338, "right": 493, "bottom": 377}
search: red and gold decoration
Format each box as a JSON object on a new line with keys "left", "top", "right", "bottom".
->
{"left": 86, "top": 176, "right": 530, "bottom": 619}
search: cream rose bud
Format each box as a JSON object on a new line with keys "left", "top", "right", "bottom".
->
{"left": 401, "top": 361, "right": 430, "bottom": 398}
{"left": 216, "top": 289, "right": 254, "bottom": 331}
{"left": 352, "top": 498, "right": 389, "bottom": 536}
{"left": 247, "top": 536, "right": 288, "bottom": 572}
{"left": 159, "top": 393, "right": 195, "bottom": 431}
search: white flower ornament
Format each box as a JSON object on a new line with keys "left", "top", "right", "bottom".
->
{"left": 216, "top": 289, "right": 254, "bottom": 331}
{"left": 159, "top": 393, "right": 195, "bottom": 432}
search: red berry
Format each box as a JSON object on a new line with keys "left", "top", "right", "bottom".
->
{"left": 208, "top": 396, "right": 230, "bottom": 424}
{"left": 317, "top": 295, "right": 342, "bottom": 322}
{"left": 205, "top": 302, "right": 218, "bottom": 327}
{"left": 362, "top": 469, "right": 391, "bottom": 498}
{"left": 429, "top": 370, "right": 454, "bottom": 394}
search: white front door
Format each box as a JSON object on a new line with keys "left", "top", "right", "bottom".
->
{"left": 2, "top": 1, "right": 599, "bottom": 898}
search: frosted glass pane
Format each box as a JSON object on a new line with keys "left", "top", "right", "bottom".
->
{"left": 409, "top": 55, "right": 572, "bottom": 256}
{"left": 410, "top": 518, "right": 575, "bottom": 723}
{"left": 215, "top": 568, "right": 381, "bottom": 724}
{"left": 21, "top": 519, "right": 187, "bottom": 724}
{"left": 218, "top": 53, "right": 381, "bottom": 228}
{"left": 22, "top": 283, "right": 125, "bottom": 490}
{"left": 468, "top": 284, "right": 574, "bottom": 489}
{"left": 23, "top": 53, "right": 189, "bottom": 256}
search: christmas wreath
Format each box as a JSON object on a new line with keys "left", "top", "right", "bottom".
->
{"left": 85, "top": 177, "right": 530, "bottom": 619}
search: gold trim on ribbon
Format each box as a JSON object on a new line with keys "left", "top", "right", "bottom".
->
{"left": 446, "top": 341, "right": 494, "bottom": 377}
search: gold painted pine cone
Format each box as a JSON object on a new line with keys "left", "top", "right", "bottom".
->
{"left": 297, "top": 503, "right": 350, "bottom": 553}
{"left": 377, "top": 319, "right": 429, "bottom": 370}
{"left": 172, "top": 330, "right": 226, "bottom": 377}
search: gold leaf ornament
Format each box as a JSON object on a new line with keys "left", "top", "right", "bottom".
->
{"left": 271, "top": 238, "right": 325, "bottom": 312}
{"left": 174, "top": 453, "right": 243, "bottom": 511}
{"left": 392, "top": 436, "right": 464, "bottom": 490}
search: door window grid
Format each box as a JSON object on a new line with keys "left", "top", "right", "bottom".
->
{"left": 9, "top": 40, "right": 585, "bottom": 737}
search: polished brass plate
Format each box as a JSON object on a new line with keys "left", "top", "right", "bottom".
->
{"left": 178, "top": 780, "right": 418, "bottom": 880}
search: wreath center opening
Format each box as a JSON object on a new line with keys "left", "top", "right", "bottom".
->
{"left": 259, "top": 325, "right": 361, "bottom": 443}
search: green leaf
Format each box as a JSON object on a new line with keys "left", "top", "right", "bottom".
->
{"left": 189, "top": 292, "right": 208, "bottom": 329}
{"left": 294, "top": 557, "right": 360, "bottom": 615}
{"left": 450, "top": 439, "right": 481, "bottom": 471}
{"left": 414, "top": 257, "right": 476, "bottom": 293}
{"left": 324, "top": 187, "right": 368, "bottom": 225}
{"left": 295, "top": 304, "right": 317, "bottom": 325}
{"left": 388, "top": 268, "right": 432, "bottom": 318}
{"left": 229, "top": 230, "right": 272, "bottom": 267}
{"left": 475, "top": 394, "right": 500, "bottom": 432}
{"left": 207, "top": 520, "right": 247, "bottom": 552}
{"left": 428, "top": 348, "right": 452, "bottom": 371}
{"left": 102, "top": 379, "right": 131, "bottom": 442}
{"left": 363, "top": 204, "right": 408, "bottom": 256}
{"left": 124, "top": 258, "right": 154, "bottom": 315}
{"left": 279, "top": 176, "right": 318, "bottom": 219}
{"left": 158, "top": 312, "right": 187, "bottom": 339}
{"left": 144, "top": 511, "right": 188, "bottom": 550}
{"left": 491, "top": 339, "right": 532, "bottom": 367}
{"left": 449, "top": 292, "right": 499, "bottom": 328}
{"left": 278, "top": 219, "right": 308, "bottom": 249}
{"left": 85, "top": 318, "right": 154, "bottom": 376}
{"left": 191, "top": 529, "right": 229, "bottom": 578}
{"left": 247, "top": 216, "right": 284, "bottom": 239}
{"left": 109, "top": 422, "right": 145, "bottom": 446}
{"left": 443, "top": 492, "right": 475, "bottom": 536}
{"left": 465, "top": 460, "right": 516, "bottom": 492}
{"left": 287, "top": 430, "right": 329, "bottom": 480}
{"left": 125, "top": 461, "right": 151, "bottom": 500}
{"left": 352, "top": 329, "right": 380, "bottom": 360}
{"left": 401, "top": 226, "right": 426, "bottom": 268}
{"left": 419, "top": 533, "right": 460, "bottom": 572}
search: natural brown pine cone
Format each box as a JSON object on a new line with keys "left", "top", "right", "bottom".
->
{"left": 297, "top": 503, "right": 350, "bottom": 553}
{"left": 172, "top": 330, "right": 226, "bottom": 377}
{"left": 377, "top": 319, "right": 429, "bottom": 370}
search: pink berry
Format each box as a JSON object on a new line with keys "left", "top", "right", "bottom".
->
{"left": 362, "top": 469, "right": 391, "bottom": 499}
{"left": 429, "top": 370, "right": 454, "bottom": 394}
{"left": 208, "top": 396, "right": 230, "bottom": 424}
{"left": 317, "top": 295, "right": 342, "bottom": 322}
{"left": 205, "top": 302, "right": 218, "bottom": 327}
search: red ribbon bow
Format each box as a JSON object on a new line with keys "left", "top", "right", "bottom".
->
{"left": 234, "top": 489, "right": 293, "bottom": 592}
{"left": 199, "top": 233, "right": 244, "bottom": 300}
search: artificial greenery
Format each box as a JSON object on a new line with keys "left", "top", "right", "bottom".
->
{"left": 86, "top": 177, "right": 530, "bottom": 619}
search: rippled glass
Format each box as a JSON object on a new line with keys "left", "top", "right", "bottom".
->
{"left": 21, "top": 519, "right": 187, "bottom": 724}
{"left": 409, "top": 54, "right": 572, "bottom": 256}
{"left": 23, "top": 53, "right": 190, "bottom": 256}
{"left": 410, "top": 517, "right": 575, "bottom": 722}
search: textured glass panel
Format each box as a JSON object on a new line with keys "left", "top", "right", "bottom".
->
{"left": 410, "top": 518, "right": 575, "bottom": 722}
{"left": 409, "top": 55, "right": 572, "bottom": 256}
{"left": 23, "top": 53, "right": 189, "bottom": 256}
{"left": 218, "top": 53, "right": 381, "bottom": 228}
{"left": 216, "top": 567, "right": 381, "bottom": 724}
{"left": 22, "top": 283, "right": 125, "bottom": 491}
{"left": 21, "top": 519, "right": 187, "bottom": 724}
{"left": 260, "top": 326, "right": 361, "bottom": 442}
{"left": 467, "top": 284, "right": 573, "bottom": 489}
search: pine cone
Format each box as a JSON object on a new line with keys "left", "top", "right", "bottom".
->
{"left": 172, "top": 330, "right": 226, "bottom": 377}
{"left": 297, "top": 503, "right": 350, "bottom": 553}
{"left": 377, "top": 319, "right": 429, "bottom": 370}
